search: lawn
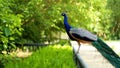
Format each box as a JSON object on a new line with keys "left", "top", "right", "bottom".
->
{"left": 4, "top": 45, "right": 76, "bottom": 68}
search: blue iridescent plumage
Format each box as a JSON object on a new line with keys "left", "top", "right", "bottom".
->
{"left": 61, "top": 13, "right": 74, "bottom": 40}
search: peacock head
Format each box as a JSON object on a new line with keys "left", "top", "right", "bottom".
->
{"left": 61, "top": 13, "right": 66, "bottom": 16}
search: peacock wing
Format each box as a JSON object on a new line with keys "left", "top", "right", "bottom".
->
{"left": 69, "top": 28, "right": 98, "bottom": 41}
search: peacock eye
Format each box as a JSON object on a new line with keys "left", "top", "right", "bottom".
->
{"left": 61, "top": 13, "right": 66, "bottom": 16}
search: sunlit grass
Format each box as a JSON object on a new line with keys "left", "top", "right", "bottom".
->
{"left": 5, "top": 45, "right": 76, "bottom": 68}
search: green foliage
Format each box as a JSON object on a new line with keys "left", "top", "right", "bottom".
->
{"left": 9, "top": 0, "right": 64, "bottom": 43}
{"left": 0, "top": 54, "right": 17, "bottom": 68}
{"left": 60, "top": 0, "right": 113, "bottom": 40}
{"left": 8, "top": 0, "right": 120, "bottom": 42}
{"left": 0, "top": 0, "right": 23, "bottom": 51}
{"left": 107, "top": 0, "right": 120, "bottom": 40}
{"left": 0, "top": 0, "right": 120, "bottom": 52}
{"left": 4, "top": 45, "right": 76, "bottom": 68}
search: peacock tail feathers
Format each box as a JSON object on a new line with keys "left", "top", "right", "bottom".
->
{"left": 92, "top": 38, "right": 120, "bottom": 68}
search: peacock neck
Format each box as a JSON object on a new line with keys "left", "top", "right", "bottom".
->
{"left": 63, "top": 14, "right": 74, "bottom": 40}
{"left": 64, "top": 15, "right": 71, "bottom": 32}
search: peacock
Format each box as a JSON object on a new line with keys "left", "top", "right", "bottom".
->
{"left": 61, "top": 13, "right": 97, "bottom": 52}
{"left": 61, "top": 13, "right": 120, "bottom": 68}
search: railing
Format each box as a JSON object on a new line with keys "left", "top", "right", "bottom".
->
{"left": 15, "top": 43, "right": 48, "bottom": 51}
{"left": 70, "top": 41, "right": 88, "bottom": 68}
{"left": 73, "top": 49, "right": 88, "bottom": 68}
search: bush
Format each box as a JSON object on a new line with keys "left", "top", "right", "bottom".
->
{"left": 0, "top": 0, "right": 23, "bottom": 52}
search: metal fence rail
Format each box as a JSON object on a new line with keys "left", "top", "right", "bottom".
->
{"left": 73, "top": 49, "right": 88, "bottom": 68}
{"left": 70, "top": 41, "right": 88, "bottom": 68}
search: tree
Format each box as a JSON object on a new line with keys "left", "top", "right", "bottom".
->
{"left": 107, "top": 0, "right": 120, "bottom": 40}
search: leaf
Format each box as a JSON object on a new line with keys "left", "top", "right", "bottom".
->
{"left": 3, "top": 44, "right": 8, "bottom": 49}
{"left": 4, "top": 27, "right": 11, "bottom": 37}
{"left": 9, "top": 37, "right": 15, "bottom": 40}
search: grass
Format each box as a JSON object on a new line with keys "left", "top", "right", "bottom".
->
{"left": 4, "top": 45, "right": 76, "bottom": 68}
